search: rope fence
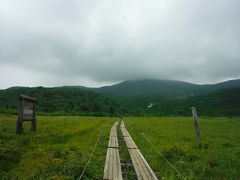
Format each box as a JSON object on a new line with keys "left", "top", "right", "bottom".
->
{"left": 126, "top": 121, "right": 186, "bottom": 180}
{"left": 78, "top": 119, "right": 110, "bottom": 180}
{"left": 141, "top": 133, "right": 187, "bottom": 180}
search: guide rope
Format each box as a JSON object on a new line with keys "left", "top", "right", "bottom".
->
{"left": 78, "top": 119, "right": 109, "bottom": 180}
{"left": 125, "top": 122, "right": 186, "bottom": 180}
{"left": 0, "top": 170, "right": 8, "bottom": 177}
{"left": 141, "top": 133, "right": 187, "bottom": 180}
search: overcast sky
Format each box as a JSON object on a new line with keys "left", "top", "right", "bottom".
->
{"left": 0, "top": 0, "right": 240, "bottom": 89}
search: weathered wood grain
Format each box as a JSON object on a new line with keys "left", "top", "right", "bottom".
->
{"left": 120, "top": 128, "right": 130, "bottom": 137}
{"left": 104, "top": 148, "right": 122, "bottom": 180}
{"left": 191, "top": 107, "right": 202, "bottom": 141}
{"left": 108, "top": 136, "right": 119, "bottom": 148}
{"left": 103, "top": 122, "right": 123, "bottom": 180}
{"left": 121, "top": 121, "right": 158, "bottom": 180}
{"left": 110, "top": 128, "right": 118, "bottom": 137}
{"left": 120, "top": 121, "right": 125, "bottom": 128}
{"left": 128, "top": 149, "right": 158, "bottom": 180}
{"left": 124, "top": 137, "right": 138, "bottom": 149}
{"left": 110, "top": 122, "right": 118, "bottom": 137}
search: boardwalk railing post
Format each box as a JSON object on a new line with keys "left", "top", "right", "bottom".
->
{"left": 191, "top": 107, "right": 202, "bottom": 141}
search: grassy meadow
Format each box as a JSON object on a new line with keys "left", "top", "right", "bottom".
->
{"left": 126, "top": 117, "right": 240, "bottom": 179}
{"left": 0, "top": 115, "right": 116, "bottom": 179}
{"left": 0, "top": 115, "right": 240, "bottom": 179}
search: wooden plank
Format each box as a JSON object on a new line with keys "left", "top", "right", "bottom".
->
{"left": 128, "top": 149, "right": 158, "bottom": 180}
{"left": 121, "top": 124, "right": 158, "bottom": 180}
{"left": 120, "top": 121, "right": 125, "bottom": 128}
{"left": 110, "top": 122, "right": 118, "bottom": 137}
{"left": 121, "top": 128, "right": 130, "bottom": 137}
{"left": 104, "top": 148, "right": 110, "bottom": 179}
{"left": 124, "top": 137, "right": 138, "bottom": 149}
{"left": 20, "top": 94, "right": 37, "bottom": 102}
{"left": 104, "top": 122, "right": 123, "bottom": 180}
{"left": 110, "top": 128, "right": 117, "bottom": 137}
{"left": 108, "top": 136, "right": 119, "bottom": 148}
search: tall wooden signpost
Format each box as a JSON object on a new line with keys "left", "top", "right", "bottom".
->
{"left": 191, "top": 107, "right": 201, "bottom": 141}
{"left": 16, "top": 95, "right": 37, "bottom": 134}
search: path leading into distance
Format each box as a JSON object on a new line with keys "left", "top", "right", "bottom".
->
{"left": 103, "top": 120, "right": 158, "bottom": 180}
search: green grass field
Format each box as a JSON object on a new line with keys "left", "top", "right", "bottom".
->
{"left": 0, "top": 115, "right": 240, "bottom": 179}
{"left": 0, "top": 115, "right": 116, "bottom": 179}
{"left": 126, "top": 117, "right": 240, "bottom": 179}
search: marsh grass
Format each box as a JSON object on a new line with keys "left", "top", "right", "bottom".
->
{"left": 1, "top": 115, "right": 240, "bottom": 179}
{"left": 125, "top": 117, "right": 240, "bottom": 179}
{"left": 0, "top": 115, "right": 115, "bottom": 179}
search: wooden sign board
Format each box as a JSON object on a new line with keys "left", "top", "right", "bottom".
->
{"left": 23, "top": 101, "right": 34, "bottom": 120}
{"left": 16, "top": 95, "right": 37, "bottom": 134}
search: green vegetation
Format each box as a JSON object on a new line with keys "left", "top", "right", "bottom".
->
{"left": 0, "top": 79, "right": 239, "bottom": 179}
{"left": 94, "top": 79, "right": 240, "bottom": 96}
{"left": 118, "top": 87, "right": 240, "bottom": 116}
{"left": 125, "top": 117, "right": 240, "bottom": 179}
{"left": 1, "top": 115, "right": 239, "bottom": 179}
{"left": 0, "top": 79, "right": 240, "bottom": 116}
{"left": 0, "top": 87, "right": 120, "bottom": 116}
{"left": 0, "top": 115, "right": 116, "bottom": 179}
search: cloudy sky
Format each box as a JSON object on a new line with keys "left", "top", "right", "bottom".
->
{"left": 0, "top": 0, "right": 240, "bottom": 89}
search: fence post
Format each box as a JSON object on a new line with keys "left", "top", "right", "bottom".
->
{"left": 191, "top": 107, "right": 201, "bottom": 141}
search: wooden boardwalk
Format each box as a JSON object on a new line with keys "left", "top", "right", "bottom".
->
{"left": 120, "top": 121, "right": 158, "bottom": 180}
{"left": 123, "top": 137, "right": 138, "bottom": 149}
{"left": 110, "top": 122, "right": 118, "bottom": 137}
{"left": 108, "top": 136, "right": 118, "bottom": 148}
{"left": 121, "top": 127, "right": 130, "bottom": 137}
{"left": 103, "top": 121, "right": 123, "bottom": 180}
{"left": 103, "top": 120, "right": 158, "bottom": 180}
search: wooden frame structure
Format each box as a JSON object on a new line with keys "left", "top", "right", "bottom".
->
{"left": 16, "top": 95, "right": 37, "bottom": 134}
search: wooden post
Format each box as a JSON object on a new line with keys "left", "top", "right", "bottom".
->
{"left": 16, "top": 97, "right": 23, "bottom": 134}
{"left": 31, "top": 101, "right": 37, "bottom": 131}
{"left": 16, "top": 117, "right": 23, "bottom": 134}
{"left": 191, "top": 107, "right": 201, "bottom": 141}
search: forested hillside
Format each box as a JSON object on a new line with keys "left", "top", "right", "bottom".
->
{"left": 104, "top": 86, "right": 239, "bottom": 116}
{"left": 0, "top": 80, "right": 240, "bottom": 116}
{"left": 94, "top": 79, "right": 240, "bottom": 97}
{"left": 0, "top": 87, "right": 120, "bottom": 116}
{"left": 131, "top": 87, "right": 240, "bottom": 116}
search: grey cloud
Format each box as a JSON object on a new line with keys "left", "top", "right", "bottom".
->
{"left": 0, "top": 0, "right": 240, "bottom": 88}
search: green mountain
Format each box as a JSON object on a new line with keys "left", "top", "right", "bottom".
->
{"left": 92, "top": 79, "right": 240, "bottom": 116}
{"left": 0, "top": 87, "right": 120, "bottom": 116}
{"left": 93, "top": 79, "right": 240, "bottom": 97}
{"left": 0, "top": 79, "right": 239, "bottom": 116}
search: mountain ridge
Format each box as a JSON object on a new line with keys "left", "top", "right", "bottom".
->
{"left": 5, "top": 78, "right": 240, "bottom": 94}
{"left": 92, "top": 79, "right": 240, "bottom": 97}
{"left": 1, "top": 78, "right": 240, "bottom": 116}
